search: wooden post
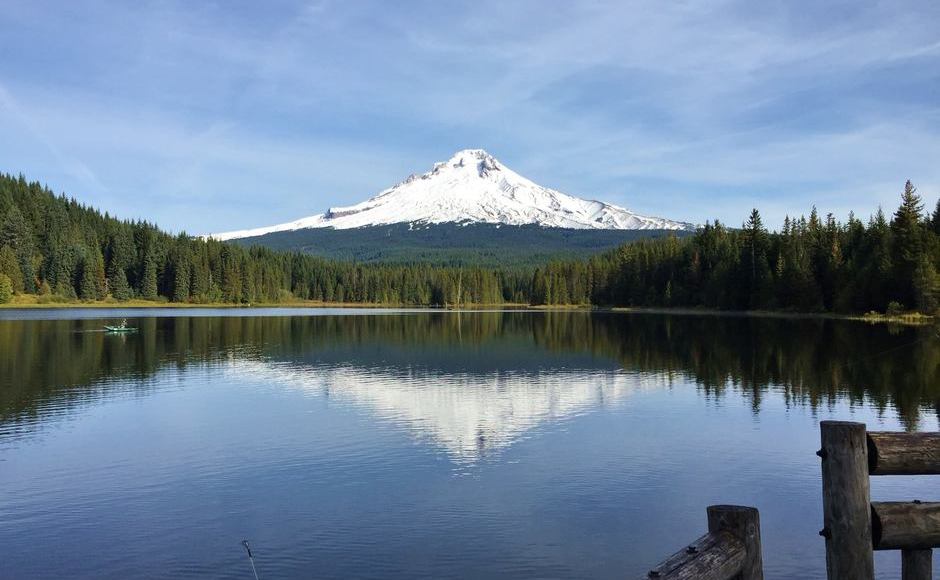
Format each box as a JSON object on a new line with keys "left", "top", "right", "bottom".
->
{"left": 819, "top": 421, "right": 874, "bottom": 579}
{"left": 901, "top": 549, "right": 932, "bottom": 580}
{"left": 642, "top": 530, "right": 746, "bottom": 580}
{"left": 871, "top": 501, "right": 940, "bottom": 550}
{"left": 707, "top": 505, "right": 763, "bottom": 580}
{"left": 867, "top": 432, "right": 940, "bottom": 475}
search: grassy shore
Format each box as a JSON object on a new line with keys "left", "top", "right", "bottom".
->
{"left": 608, "top": 306, "right": 936, "bottom": 325}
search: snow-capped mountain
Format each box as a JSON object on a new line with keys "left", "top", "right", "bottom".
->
{"left": 211, "top": 149, "right": 692, "bottom": 240}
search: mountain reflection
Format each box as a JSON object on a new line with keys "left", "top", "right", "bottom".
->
{"left": 1, "top": 311, "right": 938, "bottom": 445}
{"left": 228, "top": 358, "right": 651, "bottom": 461}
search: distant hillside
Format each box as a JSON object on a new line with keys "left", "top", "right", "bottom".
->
{"left": 228, "top": 222, "right": 692, "bottom": 266}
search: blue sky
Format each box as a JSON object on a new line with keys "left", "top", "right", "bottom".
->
{"left": 1, "top": 0, "right": 939, "bottom": 233}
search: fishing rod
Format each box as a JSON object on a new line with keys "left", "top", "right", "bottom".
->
{"left": 241, "top": 540, "right": 260, "bottom": 580}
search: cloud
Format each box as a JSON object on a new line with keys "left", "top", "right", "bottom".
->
{"left": 0, "top": 0, "right": 938, "bottom": 232}
{"left": 0, "top": 83, "right": 108, "bottom": 194}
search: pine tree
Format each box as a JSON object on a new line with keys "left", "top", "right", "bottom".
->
{"left": 0, "top": 245, "right": 24, "bottom": 293}
{"left": 92, "top": 248, "right": 107, "bottom": 299}
{"left": 890, "top": 180, "right": 925, "bottom": 309}
{"left": 79, "top": 256, "right": 98, "bottom": 300}
{"left": 140, "top": 254, "right": 158, "bottom": 300}
{"left": 108, "top": 260, "right": 131, "bottom": 300}
{"left": 742, "top": 208, "right": 770, "bottom": 308}
{"left": 932, "top": 199, "right": 940, "bottom": 235}
{"left": 106, "top": 228, "right": 135, "bottom": 300}
{"left": 531, "top": 268, "right": 547, "bottom": 305}
{"left": 173, "top": 259, "right": 190, "bottom": 303}
{"left": 0, "top": 273, "right": 12, "bottom": 303}
{"left": 866, "top": 207, "right": 893, "bottom": 310}
{"left": 41, "top": 203, "right": 74, "bottom": 294}
{"left": 240, "top": 262, "right": 255, "bottom": 304}
{"left": 913, "top": 254, "right": 938, "bottom": 313}
{"left": 0, "top": 205, "right": 36, "bottom": 293}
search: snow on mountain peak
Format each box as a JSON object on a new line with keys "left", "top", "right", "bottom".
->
{"left": 210, "top": 149, "right": 694, "bottom": 240}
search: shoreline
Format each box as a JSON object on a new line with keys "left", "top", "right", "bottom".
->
{"left": 0, "top": 297, "right": 934, "bottom": 325}
{"left": 605, "top": 306, "right": 935, "bottom": 325}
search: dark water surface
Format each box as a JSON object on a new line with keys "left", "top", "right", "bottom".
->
{"left": 0, "top": 309, "right": 937, "bottom": 579}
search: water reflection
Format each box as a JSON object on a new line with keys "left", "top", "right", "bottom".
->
{"left": 1, "top": 310, "right": 939, "bottom": 579}
{"left": 229, "top": 358, "right": 658, "bottom": 462}
{"left": 1, "top": 311, "right": 938, "bottom": 444}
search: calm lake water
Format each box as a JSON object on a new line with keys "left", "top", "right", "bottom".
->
{"left": 0, "top": 309, "right": 937, "bottom": 579}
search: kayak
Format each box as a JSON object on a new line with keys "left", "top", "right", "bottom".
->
{"left": 104, "top": 326, "right": 137, "bottom": 333}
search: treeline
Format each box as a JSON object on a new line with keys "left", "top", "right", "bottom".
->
{"left": 0, "top": 173, "right": 527, "bottom": 306}
{"left": 1, "top": 172, "right": 938, "bottom": 314}
{"left": 533, "top": 181, "right": 940, "bottom": 313}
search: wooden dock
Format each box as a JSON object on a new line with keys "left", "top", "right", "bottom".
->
{"left": 641, "top": 421, "right": 939, "bottom": 579}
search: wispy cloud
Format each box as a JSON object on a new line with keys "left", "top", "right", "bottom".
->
{"left": 0, "top": 83, "right": 108, "bottom": 194}
{"left": 0, "top": 0, "right": 938, "bottom": 231}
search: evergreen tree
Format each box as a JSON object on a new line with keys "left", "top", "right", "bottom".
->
{"left": 91, "top": 248, "right": 107, "bottom": 299}
{"left": 0, "top": 273, "right": 12, "bottom": 303}
{"left": 78, "top": 256, "right": 98, "bottom": 300}
{"left": 932, "top": 199, "right": 940, "bottom": 236}
{"left": 0, "top": 245, "right": 24, "bottom": 293}
{"left": 173, "top": 258, "right": 190, "bottom": 303}
{"left": 107, "top": 260, "right": 131, "bottom": 300}
{"left": 107, "top": 228, "right": 135, "bottom": 300}
{"left": 890, "top": 181, "right": 925, "bottom": 309}
{"left": 741, "top": 209, "right": 770, "bottom": 308}
{"left": 0, "top": 205, "right": 36, "bottom": 292}
{"left": 864, "top": 207, "right": 893, "bottom": 310}
{"left": 140, "top": 254, "right": 159, "bottom": 300}
{"left": 40, "top": 203, "right": 74, "bottom": 294}
{"left": 912, "top": 254, "right": 938, "bottom": 313}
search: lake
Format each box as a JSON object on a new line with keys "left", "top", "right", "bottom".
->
{"left": 0, "top": 309, "right": 937, "bottom": 579}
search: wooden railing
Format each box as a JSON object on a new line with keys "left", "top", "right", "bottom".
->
{"left": 642, "top": 420, "right": 937, "bottom": 579}
{"left": 819, "top": 421, "right": 940, "bottom": 579}
{"left": 642, "top": 505, "right": 763, "bottom": 579}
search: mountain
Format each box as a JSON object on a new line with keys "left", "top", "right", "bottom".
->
{"left": 210, "top": 149, "right": 694, "bottom": 265}
{"left": 212, "top": 149, "right": 693, "bottom": 239}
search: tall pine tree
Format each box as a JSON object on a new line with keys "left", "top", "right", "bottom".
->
{"left": 931, "top": 199, "right": 940, "bottom": 236}
{"left": 890, "top": 180, "right": 925, "bottom": 309}
{"left": 0, "top": 245, "right": 24, "bottom": 293}
{"left": 0, "top": 273, "right": 12, "bottom": 303}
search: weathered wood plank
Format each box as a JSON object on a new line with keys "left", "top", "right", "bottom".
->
{"left": 707, "top": 505, "right": 763, "bottom": 580}
{"left": 643, "top": 531, "right": 745, "bottom": 580}
{"left": 872, "top": 501, "right": 940, "bottom": 550}
{"left": 868, "top": 432, "right": 940, "bottom": 475}
{"left": 819, "top": 420, "right": 874, "bottom": 579}
{"left": 901, "top": 548, "right": 933, "bottom": 580}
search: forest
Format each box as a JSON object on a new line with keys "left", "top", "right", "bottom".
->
{"left": 226, "top": 220, "right": 688, "bottom": 267}
{"left": 535, "top": 180, "right": 940, "bottom": 313}
{"left": 1, "top": 172, "right": 938, "bottom": 314}
{"left": 0, "top": 173, "right": 524, "bottom": 306}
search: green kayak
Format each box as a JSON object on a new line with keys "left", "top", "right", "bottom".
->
{"left": 104, "top": 325, "right": 137, "bottom": 333}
